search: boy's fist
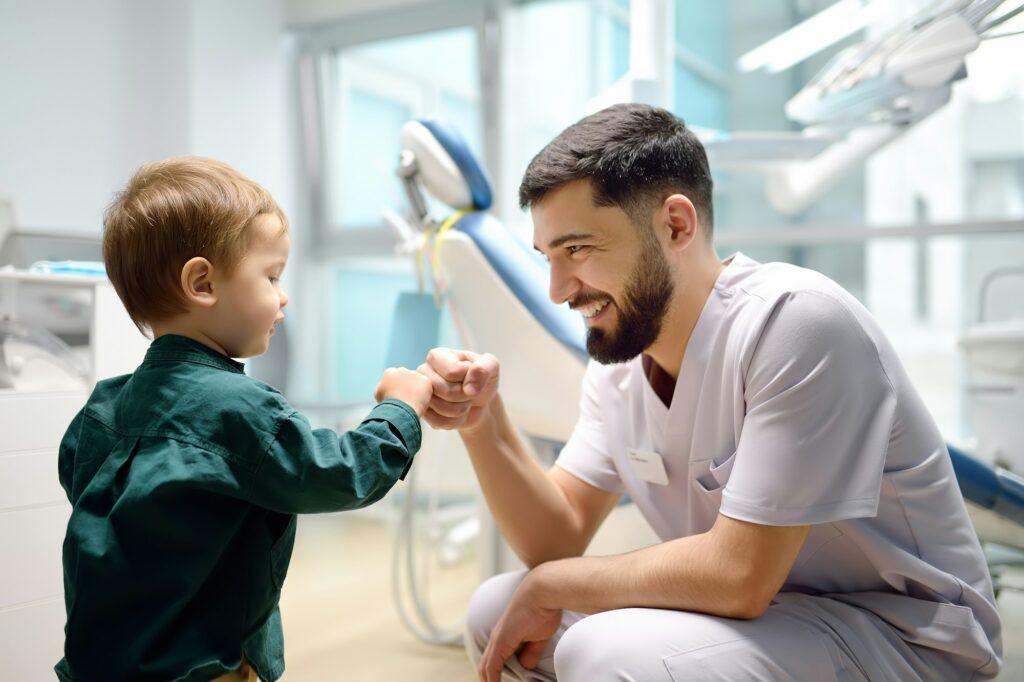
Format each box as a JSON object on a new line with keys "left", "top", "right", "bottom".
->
{"left": 375, "top": 367, "right": 432, "bottom": 416}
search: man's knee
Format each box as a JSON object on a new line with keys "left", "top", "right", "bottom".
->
{"left": 463, "top": 570, "right": 528, "bottom": 662}
{"left": 555, "top": 607, "right": 846, "bottom": 682}
{"left": 552, "top": 611, "right": 654, "bottom": 681}
{"left": 552, "top": 609, "right": 748, "bottom": 682}
{"left": 553, "top": 610, "right": 703, "bottom": 682}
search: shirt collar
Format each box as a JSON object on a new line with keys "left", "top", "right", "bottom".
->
{"left": 144, "top": 334, "right": 246, "bottom": 374}
{"left": 714, "top": 251, "right": 756, "bottom": 291}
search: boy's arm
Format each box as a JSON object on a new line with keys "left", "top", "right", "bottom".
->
{"left": 58, "top": 409, "right": 85, "bottom": 503}
{"left": 245, "top": 399, "right": 421, "bottom": 514}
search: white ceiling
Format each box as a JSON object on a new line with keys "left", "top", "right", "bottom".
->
{"left": 286, "top": 0, "right": 440, "bottom": 27}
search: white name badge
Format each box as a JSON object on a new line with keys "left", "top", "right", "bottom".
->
{"left": 627, "top": 448, "right": 669, "bottom": 486}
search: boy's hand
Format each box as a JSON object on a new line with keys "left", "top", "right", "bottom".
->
{"left": 375, "top": 367, "right": 432, "bottom": 416}
{"left": 417, "top": 348, "right": 500, "bottom": 431}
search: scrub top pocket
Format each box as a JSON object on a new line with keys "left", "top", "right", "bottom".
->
{"left": 691, "top": 451, "right": 737, "bottom": 495}
{"left": 687, "top": 453, "right": 738, "bottom": 525}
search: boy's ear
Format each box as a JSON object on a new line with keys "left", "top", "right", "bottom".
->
{"left": 180, "top": 257, "right": 217, "bottom": 308}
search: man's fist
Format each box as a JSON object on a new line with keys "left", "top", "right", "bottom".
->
{"left": 417, "top": 348, "right": 500, "bottom": 431}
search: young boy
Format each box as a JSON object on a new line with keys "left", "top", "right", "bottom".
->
{"left": 55, "top": 157, "right": 432, "bottom": 681}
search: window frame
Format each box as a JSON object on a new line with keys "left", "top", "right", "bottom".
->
{"left": 291, "top": 0, "right": 504, "bottom": 406}
{"left": 297, "top": 0, "right": 498, "bottom": 259}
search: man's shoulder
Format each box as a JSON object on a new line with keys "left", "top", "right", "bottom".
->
{"left": 724, "top": 260, "right": 870, "bottom": 339}
{"left": 726, "top": 258, "right": 850, "bottom": 308}
{"left": 717, "top": 258, "right": 889, "bottom": 372}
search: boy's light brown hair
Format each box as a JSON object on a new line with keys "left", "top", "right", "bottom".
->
{"left": 103, "top": 156, "right": 288, "bottom": 332}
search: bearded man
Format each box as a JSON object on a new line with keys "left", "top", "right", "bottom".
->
{"left": 418, "top": 104, "right": 1001, "bottom": 682}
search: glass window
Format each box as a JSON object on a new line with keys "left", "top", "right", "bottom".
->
{"left": 675, "top": 1, "right": 729, "bottom": 71}
{"left": 303, "top": 0, "right": 1024, "bottom": 454}
{"left": 328, "top": 260, "right": 462, "bottom": 404}
{"left": 329, "top": 262, "right": 417, "bottom": 403}
{"left": 591, "top": 0, "right": 631, "bottom": 95}
{"left": 318, "top": 25, "right": 482, "bottom": 402}
{"left": 336, "top": 89, "right": 412, "bottom": 228}
{"left": 674, "top": 66, "right": 727, "bottom": 129}
{"left": 672, "top": 2, "right": 731, "bottom": 145}
{"left": 501, "top": 0, "right": 631, "bottom": 238}
{"left": 330, "top": 26, "right": 482, "bottom": 231}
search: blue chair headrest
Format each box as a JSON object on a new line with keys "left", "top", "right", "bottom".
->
{"left": 418, "top": 119, "right": 493, "bottom": 211}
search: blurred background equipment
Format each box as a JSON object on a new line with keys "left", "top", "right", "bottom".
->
{"left": 0, "top": 197, "right": 149, "bottom": 680}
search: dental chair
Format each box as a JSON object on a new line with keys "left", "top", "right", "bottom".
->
{"left": 389, "top": 119, "right": 1024, "bottom": 627}
{"left": 385, "top": 120, "right": 590, "bottom": 646}
{"left": 948, "top": 444, "right": 1024, "bottom": 595}
{"left": 393, "top": 119, "right": 588, "bottom": 444}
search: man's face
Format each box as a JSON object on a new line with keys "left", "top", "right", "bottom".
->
{"left": 532, "top": 180, "right": 674, "bottom": 364}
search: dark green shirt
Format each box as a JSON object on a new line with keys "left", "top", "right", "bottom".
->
{"left": 55, "top": 334, "right": 421, "bottom": 681}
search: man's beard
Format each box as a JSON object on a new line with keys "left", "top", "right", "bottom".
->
{"left": 584, "top": 240, "right": 674, "bottom": 365}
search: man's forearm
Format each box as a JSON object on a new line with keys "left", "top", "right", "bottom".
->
{"left": 523, "top": 531, "right": 772, "bottom": 620}
{"left": 460, "top": 394, "right": 589, "bottom": 567}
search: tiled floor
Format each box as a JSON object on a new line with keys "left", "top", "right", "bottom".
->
{"left": 279, "top": 512, "right": 1024, "bottom": 680}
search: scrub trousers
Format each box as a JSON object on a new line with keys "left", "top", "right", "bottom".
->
{"left": 464, "top": 571, "right": 970, "bottom": 681}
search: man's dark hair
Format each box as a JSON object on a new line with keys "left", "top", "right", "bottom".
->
{"left": 518, "top": 103, "right": 714, "bottom": 236}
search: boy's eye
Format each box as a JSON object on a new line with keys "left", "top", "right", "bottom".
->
{"left": 269, "top": 276, "right": 280, "bottom": 283}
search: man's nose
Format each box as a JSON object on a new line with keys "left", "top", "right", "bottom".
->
{"left": 548, "top": 261, "right": 579, "bottom": 305}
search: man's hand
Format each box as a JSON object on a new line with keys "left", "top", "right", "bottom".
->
{"left": 417, "top": 348, "right": 499, "bottom": 431}
{"left": 479, "top": 572, "right": 562, "bottom": 682}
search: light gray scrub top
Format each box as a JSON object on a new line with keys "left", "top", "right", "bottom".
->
{"left": 556, "top": 253, "right": 1001, "bottom": 676}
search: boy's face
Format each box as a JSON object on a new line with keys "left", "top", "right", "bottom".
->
{"left": 211, "top": 214, "right": 290, "bottom": 358}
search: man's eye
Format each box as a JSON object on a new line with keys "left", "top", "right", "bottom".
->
{"left": 566, "top": 245, "right": 586, "bottom": 255}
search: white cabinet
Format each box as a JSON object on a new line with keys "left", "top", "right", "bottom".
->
{"left": 0, "top": 270, "right": 150, "bottom": 385}
{"left": 0, "top": 388, "right": 86, "bottom": 680}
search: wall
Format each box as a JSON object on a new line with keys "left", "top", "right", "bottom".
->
{"left": 0, "top": 0, "right": 296, "bottom": 236}
{"left": 0, "top": 0, "right": 305, "bottom": 391}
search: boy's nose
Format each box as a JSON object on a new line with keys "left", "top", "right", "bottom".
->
{"left": 279, "top": 291, "right": 289, "bottom": 309}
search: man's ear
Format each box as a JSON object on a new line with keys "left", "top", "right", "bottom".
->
{"left": 180, "top": 257, "right": 217, "bottom": 308}
{"left": 660, "top": 194, "right": 699, "bottom": 253}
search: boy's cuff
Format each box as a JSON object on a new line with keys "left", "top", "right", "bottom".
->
{"left": 366, "top": 399, "right": 422, "bottom": 474}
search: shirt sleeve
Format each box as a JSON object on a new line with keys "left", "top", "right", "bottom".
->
{"left": 720, "top": 291, "right": 898, "bottom": 526}
{"left": 554, "top": 361, "right": 625, "bottom": 494}
{"left": 247, "top": 398, "right": 422, "bottom": 514}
